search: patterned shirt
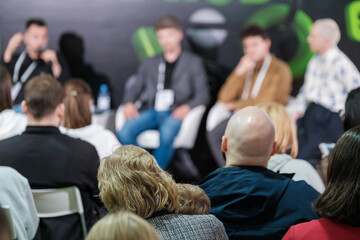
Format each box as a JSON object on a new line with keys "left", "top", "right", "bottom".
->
{"left": 293, "top": 47, "right": 360, "bottom": 114}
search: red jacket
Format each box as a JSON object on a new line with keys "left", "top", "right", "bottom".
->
{"left": 283, "top": 218, "right": 360, "bottom": 240}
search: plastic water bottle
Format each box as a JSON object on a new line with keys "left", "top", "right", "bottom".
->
{"left": 97, "top": 84, "right": 111, "bottom": 113}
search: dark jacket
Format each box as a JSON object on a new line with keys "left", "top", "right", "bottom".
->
{"left": 200, "top": 166, "right": 320, "bottom": 240}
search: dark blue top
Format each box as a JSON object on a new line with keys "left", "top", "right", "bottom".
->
{"left": 200, "top": 166, "right": 320, "bottom": 240}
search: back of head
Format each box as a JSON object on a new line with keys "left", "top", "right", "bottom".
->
{"left": 257, "top": 102, "right": 298, "bottom": 158}
{"left": 86, "top": 211, "right": 160, "bottom": 240}
{"left": 155, "top": 15, "right": 182, "bottom": 31}
{"left": 63, "top": 78, "right": 92, "bottom": 129}
{"left": 344, "top": 87, "right": 360, "bottom": 131}
{"left": 224, "top": 106, "right": 275, "bottom": 166}
{"left": 0, "top": 66, "right": 13, "bottom": 112}
{"left": 314, "top": 18, "right": 341, "bottom": 47}
{"left": 177, "top": 183, "right": 210, "bottom": 215}
{"left": 25, "top": 18, "right": 47, "bottom": 30}
{"left": 240, "top": 25, "right": 268, "bottom": 40}
{"left": 314, "top": 126, "right": 360, "bottom": 226}
{"left": 24, "top": 74, "right": 64, "bottom": 119}
{"left": 98, "top": 145, "right": 179, "bottom": 218}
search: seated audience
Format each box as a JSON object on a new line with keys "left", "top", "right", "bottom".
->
{"left": 177, "top": 183, "right": 210, "bottom": 215}
{"left": 86, "top": 211, "right": 160, "bottom": 240}
{"left": 0, "top": 66, "right": 26, "bottom": 140}
{"left": 200, "top": 106, "right": 320, "bottom": 239}
{"left": 343, "top": 87, "right": 360, "bottom": 131}
{"left": 0, "top": 166, "right": 39, "bottom": 240}
{"left": 61, "top": 78, "right": 120, "bottom": 159}
{"left": 97, "top": 145, "right": 228, "bottom": 240}
{"left": 0, "top": 74, "right": 104, "bottom": 240}
{"left": 282, "top": 127, "right": 360, "bottom": 239}
{"left": 0, "top": 208, "right": 11, "bottom": 240}
{"left": 258, "top": 102, "right": 325, "bottom": 193}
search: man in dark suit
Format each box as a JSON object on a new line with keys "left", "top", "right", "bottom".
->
{"left": 0, "top": 74, "right": 104, "bottom": 240}
{"left": 117, "top": 15, "right": 209, "bottom": 169}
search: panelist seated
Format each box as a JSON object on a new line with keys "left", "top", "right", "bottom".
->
{"left": 117, "top": 15, "right": 209, "bottom": 169}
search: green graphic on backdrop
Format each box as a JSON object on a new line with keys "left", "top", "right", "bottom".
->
{"left": 131, "top": 27, "right": 163, "bottom": 61}
{"left": 240, "top": 0, "right": 270, "bottom": 4}
{"left": 345, "top": 1, "right": 360, "bottom": 42}
{"left": 246, "top": 3, "right": 314, "bottom": 78}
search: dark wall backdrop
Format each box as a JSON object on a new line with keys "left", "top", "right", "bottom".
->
{"left": 1, "top": 0, "right": 360, "bottom": 106}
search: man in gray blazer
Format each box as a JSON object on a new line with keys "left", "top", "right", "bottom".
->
{"left": 117, "top": 15, "right": 209, "bottom": 169}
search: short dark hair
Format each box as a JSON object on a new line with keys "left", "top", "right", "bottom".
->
{"left": 25, "top": 18, "right": 47, "bottom": 30}
{"left": 24, "top": 74, "right": 64, "bottom": 119}
{"left": 0, "top": 66, "right": 13, "bottom": 112}
{"left": 314, "top": 126, "right": 360, "bottom": 226}
{"left": 155, "top": 15, "right": 182, "bottom": 31}
{"left": 344, "top": 87, "right": 360, "bottom": 131}
{"left": 240, "top": 25, "right": 268, "bottom": 40}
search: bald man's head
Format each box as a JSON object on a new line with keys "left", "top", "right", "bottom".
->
{"left": 222, "top": 106, "right": 276, "bottom": 167}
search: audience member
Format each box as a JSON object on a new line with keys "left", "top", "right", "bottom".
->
{"left": 177, "top": 183, "right": 210, "bottom": 215}
{"left": 0, "top": 208, "right": 11, "bottom": 240}
{"left": 282, "top": 127, "right": 360, "bottom": 239}
{"left": 206, "top": 25, "right": 292, "bottom": 167}
{"left": 117, "top": 15, "right": 209, "bottom": 169}
{"left": 0, "top": 166, "right": 40, "bottom": 240}
{"left": 343, "top": 87, "right": 360, "bottom": 131}
{"left": 61, "top": 78, "right": 120, "bottom": 159}
{"left": 200, "top": 107, "right": 320, "bottom": 239}
{"left": 98, "top": 145, "right": 228, "bottom": 240}
{"left": 0, "top": 74, "right": 104, "bottom": 240}
{"left": 2, "top": 18, "right": 62, "bottom": 105}
{"left": 289, "top": 18, "right": 360, "bottom": 160}
{"left": 258, "top": 102, "right": 325, "bottom": 193}
{"left": 86, "top": 211, "right": 160, "bottom": 240}
{"left": 0, "top": 66, "right": 27, "bottom": 140}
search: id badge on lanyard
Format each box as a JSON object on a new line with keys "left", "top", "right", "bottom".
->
{"left": 154, "top": 59, "right": 174, "bottom": 111}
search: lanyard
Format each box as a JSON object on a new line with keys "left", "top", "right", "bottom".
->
{"left": 241, "top": 54, "right": 272, "bottom": 100}
{"left": 157, "top": 58, "right": 166, "bottom": 91}
{"left": 11, "top": 50, "right": 38, "bottom": 100}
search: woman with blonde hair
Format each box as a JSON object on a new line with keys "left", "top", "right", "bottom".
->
{"left": 0, "top": 66, "right": 27, "bottom": 140}
{"left": 86, "top": 211, "right": 160, "bottom": 240}
{"left": 257, "top": 102, "right": 324, "bottom": 193}
{"left": 98, "top": 145, "right": 228, "bottom": 240}
{"left": 61, "top": 78, "right": 120, "bottom": 159}
{"left": 177, "top": 183, "right": 210, "bottom": 215}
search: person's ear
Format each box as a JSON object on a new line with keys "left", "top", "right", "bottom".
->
{"left": 221, "top": 136, "right": 228, "bottom": 153}
{"left": 270, "top": 141, "right": 277, "bottom": 156}
{"left": 56, "top": 103, "right": 65, "bottom": 119}
{"left": 265, "top": 38, "right": 271, "bottom": 50}
{"left": 21, "top": 100, "right": 28, "bottom": 114}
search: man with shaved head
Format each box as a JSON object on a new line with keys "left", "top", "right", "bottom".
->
{"left": 200, "top": 106, "right": 319, "bottom": 240}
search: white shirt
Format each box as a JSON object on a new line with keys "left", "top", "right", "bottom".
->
{"left": 0, "top": 109, "right": 27, "bottom": 141}
{"left": 292, "top": 47, "right": 360, "bottom": 114}
{"left": 60, "top": 124, "right": 121, "bottom": 160}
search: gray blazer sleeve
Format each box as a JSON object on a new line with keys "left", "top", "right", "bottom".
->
{"left": 122, "top": 60, "right": 148, "bottom": 104}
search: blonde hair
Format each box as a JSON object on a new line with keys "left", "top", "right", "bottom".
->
{"left": 257, "top": 102, "right": 298, "bottom": 158}
{"left": 98, "top": 145, "right": 179, "bottom": 218}
{"left": 86, "top": 211, "right": 160, "bottom": 240}
{"left": 177, "top": 184, "right": 210, "bottom": 215}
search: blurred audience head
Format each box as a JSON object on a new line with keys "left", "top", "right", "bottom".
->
{"left": 240, "top": 25, "right": 271, "bottom": 63}
{"left": 86, "top": 211, "right": 160, "bottom": 240}
{"left": 63, "top": 78, "right": 92, "bottom": 129}
{"left": 222, "top": 106, "right": 275, "bottom": 167}
{"left": 314, "top": 126, "right": 360, "bottom": 226}
{"left": 23, "top": 74, "right": 64, "bottom": 120}
{"left": 177, "top": 183, "right": 210, "bottom": 215}
{"left": 0, "top": 66, "right": 13, "bottom": 112}
{"left": 344, "top": 87, "right": 360, "bottom": 131}
{"left": 308, "top": 18, "right": 340, "bottom": 54}
{"left": 98, "top": 145, "right": 179, "bottom": 218}
{"left": 155, "top": 15, "right": 183, "bottom": 54}
{"left": 257, "top": 102, "right": 298, "bottom": 158}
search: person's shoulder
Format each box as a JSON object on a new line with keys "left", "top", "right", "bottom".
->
{"left": 181, "top": 51, "right": 202, "bottom": 62}
{"left": 271, "top": 55, "right": 291, "bottom": 71}
{"left": 59, "top": 132, "right": 98, "bottom": 152}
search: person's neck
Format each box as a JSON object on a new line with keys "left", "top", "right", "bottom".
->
{"left": 27, "top": 115, "right": 60, "bottom": 128}
{"left": 163, "top": 47, "right": 182, "bottom": 63}
{"left": 27, "top": 49, "right": 40, "bottom": 60}
{"left": 318, "top": 45, "right": 333, "bottom": 56}
{"left": 225, "top": 156, "right": 268, "bottom": 168}
{"left": 255, "top": 53, "right": 270, "bottom": 68}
